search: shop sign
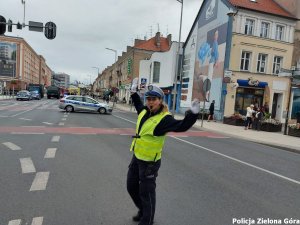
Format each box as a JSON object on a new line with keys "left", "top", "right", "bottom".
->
{"left": 248, "top": 77, "right": 259, "bottom": 86}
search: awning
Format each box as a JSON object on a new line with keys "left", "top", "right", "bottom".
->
{"left": 237, "top": 79, "right": 268, "bottom": 88}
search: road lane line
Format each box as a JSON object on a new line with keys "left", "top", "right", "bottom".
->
{"left": 44, "top": 148, "right": 57, "bottom": 158}
{"left": 58, "top": 122, "right": 64, "bottom": 126}
{"left": 10, "top": 107, "right": 37, "bottom": 117}
{"left": 61, "top": 118, "right": 67, "bottom": 121}
{"left": 51, "top": 136, "right": 60, "bottom": 142}
{"left": 31, "top": 217, "right": 43, "bottom": 225}
{"left": 63, "top": 115, "right": 68, "bottom": 117}
{"left": 20, "top": 158, "right": 36, "bottom": 173}
{"left": 8, "top": 220, "right": 21, "bottom": 225}
{"left": 112, "top": 114, "right": 136, "bottom": 124}
{"left": 3, "top": 142, "right": 21, "bottom": 150}
{"left": 19, "top": 118, "right": 32, "bottom": 121}
{"left": 30, "top": 172, "right": 50, "bottom": 191}
{"left": 42, "top": 122, "right": 53, "bottom": 125}
{"left": 172, "top": 136, "right": 300, "bottom": 185}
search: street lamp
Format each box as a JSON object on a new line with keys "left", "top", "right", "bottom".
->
{"left": 105, "top": 47, "right": 118, "bottom": 109}
{"left": 172, "top": 0, "right": 183, "bottom": 115}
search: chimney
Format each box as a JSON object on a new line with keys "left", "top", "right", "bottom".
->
{"left": 167, "top": 34, "right": 172, "bottom": 48}
{"left": 155, "top": 32, "right": 161, "bottom": 48}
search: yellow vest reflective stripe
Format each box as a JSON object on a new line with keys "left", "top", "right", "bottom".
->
{"left": 130, "top": 109, "right": 171, "bottom": 162}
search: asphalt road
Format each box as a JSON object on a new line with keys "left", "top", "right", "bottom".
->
{"left": 0, "top": 98, "right": 299, "bottom": 225}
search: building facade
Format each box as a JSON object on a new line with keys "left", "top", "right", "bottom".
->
{"left": 181, "top": 0, "right": 296, "bottom": 123}
{"left": 97, "top": 32, "right": 172, "bottom": 103}
{"left": 0, "top": 35, "right": 52, "bottom": 93}
{"left": 52, "top": 72, "right": 70, "bottom": 89}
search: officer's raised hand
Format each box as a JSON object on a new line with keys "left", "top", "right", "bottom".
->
{"left": 190, "top": 99, "right": 200, "bottom": 114}
{"left": 130, "top": 78, "right": 139, "bottom": 94}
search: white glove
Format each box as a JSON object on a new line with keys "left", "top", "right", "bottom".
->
{"left": 130, "top": 78, "right": 139, "bottom": 93}
{"left": 190, "top": 99, "right": 200, "bottom": 114}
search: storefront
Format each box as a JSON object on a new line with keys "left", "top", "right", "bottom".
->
{"left": 234, "top": 79, "right": 268, "bottom": 115}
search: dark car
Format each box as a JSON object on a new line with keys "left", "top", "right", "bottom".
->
{"left": 16, "top": 90, "right": 32, "bottom": 101}
{"left": 30, "top": 90, "right": 41, "bottom": 100}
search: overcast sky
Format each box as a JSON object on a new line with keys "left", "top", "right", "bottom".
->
{"left": 2, "top": 0, "right": 203, "bottom": 84}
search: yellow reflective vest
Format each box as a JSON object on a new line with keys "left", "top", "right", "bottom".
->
{"left": 130, "top": 109, "right": 171, "bottom": 162}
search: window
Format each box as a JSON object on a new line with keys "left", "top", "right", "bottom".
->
{"left": 273, "top": 56, "right": 283, "bottom": 74}
{"left": 244, "top": 19, "right": 255, "bottom": 35}
{"left": 260, "top": 22, "right": 270, "bottom": 38}
{"left": 240, "top": 51, "right": 251, "bottom": 71}
{"left": 257, "top": 53, "right": 267, "bottom": 73}
{"left": 152, "top": 61, "right": 160, "bottom": 83}
{"left": 275, "top": 25, "right": 284, "bottom": 41}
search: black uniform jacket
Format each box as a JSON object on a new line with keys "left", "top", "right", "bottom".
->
{"left": 131, "top": 93, "right": 198, "bottom": 136}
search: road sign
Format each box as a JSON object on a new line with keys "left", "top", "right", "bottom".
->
{"left": 44, "top": 22, "right": 56, "bottom": 40}
{"left": 29, "top": 21, "right": 43, "bottom": 32}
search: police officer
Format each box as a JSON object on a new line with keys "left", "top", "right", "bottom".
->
{"left": 127, "top": 78, "right": 200, "bottom": 225}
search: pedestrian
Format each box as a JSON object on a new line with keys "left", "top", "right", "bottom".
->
{"left": 244, "top": 104, "right": 255, "bottom": 130}
{"left": 127, "top": 78, "right": 200, "bottom": 225}
{"left": 254, "top": 108, "right": 263, "bottom": 131}
{"left": 207, "top": 100, "right": 215, "bottom": 122}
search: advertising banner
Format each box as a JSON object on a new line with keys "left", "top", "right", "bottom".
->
{"left": 0, "top": 42, "right": 17, "bottom": 78}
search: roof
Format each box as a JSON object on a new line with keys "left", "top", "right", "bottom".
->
{"left": 229, "top": 0, "right": 296, "bottom": 19}
{"left": 134, "top": 36, "right": 170, "bottom": 52}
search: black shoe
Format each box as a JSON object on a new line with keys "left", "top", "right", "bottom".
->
{"left": 132, "top": 211, "right": 143, "bottom": 222}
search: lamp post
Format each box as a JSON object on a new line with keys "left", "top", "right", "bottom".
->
{"left": 105, "top": 47, "right": 118, "bottom": 109}
{"left": 172, "top": 0, "right": 183, "bottom": 115}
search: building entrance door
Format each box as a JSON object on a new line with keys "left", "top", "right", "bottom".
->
{"left": 271, "top": 93, "right": 278, "bottom": 119}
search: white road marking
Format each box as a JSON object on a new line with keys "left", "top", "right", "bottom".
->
{"left": 19, "top": 117, "right": 32, "bottom": 121}
{"left": 3, "top": 142, "right": 21, "bottom": 150}
{"left": 31, "top": 217, "right": 43, "bottom": 225}
{"left": 8, "top": 220, "right": 21, "bottom": 225}
{"left": 51, "top": 136, "right": 60, "bottom": 142}
{"left": 115, "top": 113, "right": 300, "bottom": 185}
{"left": 44, "top": 148, "right": 57, "bottom": 158}
{"left": 112, "top": 114, "right": 136, "bottom": 124}
{"left": 61, "top": 118, "right": 67, "bottom": 121}
{"left": 20, "top": 158, "right": 36, "bottom": 173}
{"left": 30, "top": 172, "right": 50, "bottom": 191}
{"left": 10, "top": 107, "right": 37, "bottom": 117}
{"left": 63, "top": 115, "right": 68, "bottom": 117}
{"left": 42, "top": 122, "right": 53, "bottom": 125}
{"left": 21, "top": 126, "right": 45, "bottom": 128}
{"left": 172, "top": 136, "right": 300, "bottom": 185}
{"left": 58, "top": 122, "right": 64, "bottom": 126}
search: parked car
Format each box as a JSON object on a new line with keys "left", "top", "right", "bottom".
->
{"left": 30, "top": 90, "right": 41, "bottom": 100}
{"left": 58, "top": 95, "right": 112, "bottom": 114}
{"left": 16, "top": 90, "right": 32, "bottom": 101}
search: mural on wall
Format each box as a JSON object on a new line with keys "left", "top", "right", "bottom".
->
{"left": 191, "top": 0, "right": 228, "bottom": 110}
{"left": 0, "top": 42, "right": 17, "bottom": 78}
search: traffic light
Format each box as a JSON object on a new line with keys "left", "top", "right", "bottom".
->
{"left": 8, "top": 19, "right": 12, "bottom": 32}
{"left": 44, "top": 22, "right": 56, "bottom": 40}
{"left": 16, "top": 22, "right": 22, "bottom": 29}
{"left": 0, "top": 15, "right": 6, "bottom": 35}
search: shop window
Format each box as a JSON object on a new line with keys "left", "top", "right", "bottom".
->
{"left": 257, "top": 53, "right": 267, "bottom": 73}
{"left": 240, "top": 51, "right": 251, "bottom": 71}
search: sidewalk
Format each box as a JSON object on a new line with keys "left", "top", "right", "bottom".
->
{"left": 111, "top": 102, "right": 300, "bottom": 153}
{"left": 0, "top": 95, "right": 14, "bottom": 100}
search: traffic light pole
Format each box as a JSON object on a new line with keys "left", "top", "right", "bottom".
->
{"left": 284, "top": 75, "right": 294, "bottom": 135}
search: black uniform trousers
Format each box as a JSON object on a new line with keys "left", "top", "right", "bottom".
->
{"left": 127, "top": 155, "right": 161, "bottom": 225}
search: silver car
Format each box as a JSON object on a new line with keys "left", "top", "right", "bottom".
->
{"left": 16, "top": 90, "right": 32, "bottom": 101}
{"left": 58, "top": 95, "right": 112, "bottom": 114}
